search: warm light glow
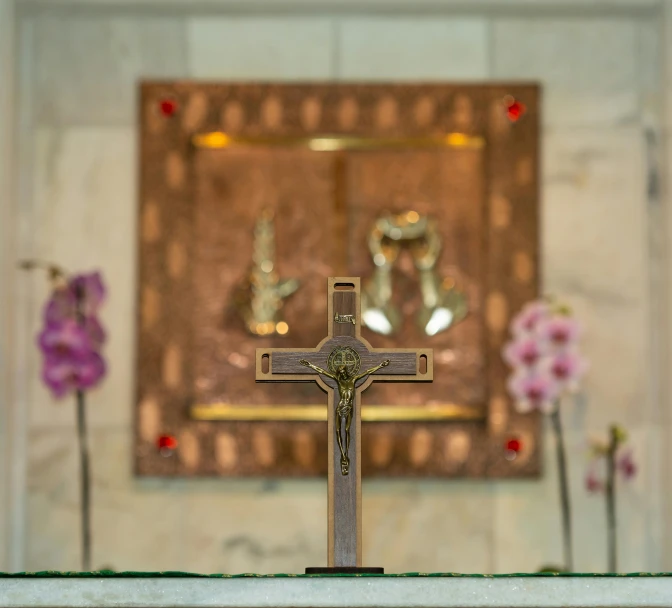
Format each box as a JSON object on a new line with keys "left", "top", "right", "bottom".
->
{"left": 276, "top": 321, "right": 289, "bottom": 335}
{"left": 308, "top": 138, "right": 341, "bottom": 152}
{"left": 191, "top": 403, "right": 485, "bottom": 422}
{"left": 192, "top": 132, "right": 484, "bottom": 150}
{"left": 254, "top": 322, "right": 277, "bottom": 336}
{"left": 363, "top": 309, "right": 394, "bottom": 335}
{"left": 194, "top": 132, "right": 231, "bottom": 148}
{"left": 406, "top": 211, "right": 420, "bottom": 224}
{"left": 444, "top": 133, "right": 471, "bottom": 147}
{"left": 425, "top": 307, "right": 454, "bottom": 336}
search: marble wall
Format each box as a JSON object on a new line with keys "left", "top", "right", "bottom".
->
{"left": 7, "top": 2, "right": 667, "bottom": 573}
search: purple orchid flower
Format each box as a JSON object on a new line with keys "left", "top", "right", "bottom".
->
{"left": 42, "top": 352, "right": 106, "bottom": 399}
{"left": 44, "top": 271, "right": 106, "bottom": 322}
{"left": 25, "top": 262, "right": 107, "bottom": 571}
{"left": 39, "top": 319, "right": 93, "bottom": 359}
{"left": 82, "top": 315, "right": 106, "bottom": 348}
{"left": 44, "top": 286, "right": 77, "bottom": 323}
{"left": 38, "top": 270, "right": 107, "bottom": 399}
{"left": 70, "top": 272, "right": 106, "bottom": 316}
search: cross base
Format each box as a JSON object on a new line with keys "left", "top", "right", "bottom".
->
{"left": 305, "top": 567, "right": 384, "bottom": 575}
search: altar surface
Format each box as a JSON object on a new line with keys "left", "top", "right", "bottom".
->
{"left": 1, "top": 573, "right": 671, "bottom": 608}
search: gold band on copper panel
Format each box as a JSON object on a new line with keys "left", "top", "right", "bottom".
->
{"left": 191, "top": 404, "right": 485, "bottom": 422}
{"left": 192, "top": 132, "right": 485, "bottom": 151}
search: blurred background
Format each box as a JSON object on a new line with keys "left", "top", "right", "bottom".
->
{"left": 0, "top": 0, "right": 670, "bottom": 575}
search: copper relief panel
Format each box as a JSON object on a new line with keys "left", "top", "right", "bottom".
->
{"left": 136, "top": 83, "right": 540, "bottom": 477}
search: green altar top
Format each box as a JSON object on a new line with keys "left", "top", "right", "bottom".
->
{"left": 1, "top": 570, "right": 671, "bottom": 577}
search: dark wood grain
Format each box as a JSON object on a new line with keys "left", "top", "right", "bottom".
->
{"left": 270, "top": 345, "right": 417, "bottom": 379}
{"left": 333, "top": 392, "right": 359, "bottom": 566}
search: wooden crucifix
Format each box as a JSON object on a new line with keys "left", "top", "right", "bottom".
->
{"left": 256, "top": 277, "right": 433, "bottom": 573}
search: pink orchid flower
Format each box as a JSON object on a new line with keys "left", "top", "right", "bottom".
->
{"left": 585, "top": 466, "right": 604, "bottom": 493}
{"left": 511, "top": 300, "right": 550, "bottom": 336}
{"left": 585, "top": 444, "right": 637, "bottom": 494}
{"left": 503, "top": 335, "right": 544, "bottom": 369}
{"left": 543, "top": 350, "right": 589, "bottom": 393}
{"left": 617, "top": 449, "right": 637, "bottom": 480}
{"left": 507, "top": 371, "right": 561, "bottom": 414}
{"left": 538, "top": 315, "right": 582, "bottom": 350}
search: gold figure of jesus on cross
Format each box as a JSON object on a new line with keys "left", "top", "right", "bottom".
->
{"left": 256, "top": 277, "right": 433, "bottom": 572}
{"left": 299, "top": 351, "right": 390, "bottom": 476}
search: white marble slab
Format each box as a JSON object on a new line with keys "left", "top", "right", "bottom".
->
{"left": 26, "top": 425, "right": 496, "bottom": 574}
{"left": 542, "top": 127, "right": 650, "bottom": 430}
{"left": 10, "top": 0, "right": 664, "bottom": 7}
{"left": 187, "top": 17, "right": 335, "bottom": 79}
{"left": 494, "top": 424, "right": 661, "bottom": 573}
{"left": 182, "top": 479, "right": 326, "bottom": 574}
{"left": 0, "top": 0, "right": 17, "bottom": 575}
{"left": 363, "top": 481, "right": 493, "bottom": 573}
{"left": 180, "top": 479, "right": 492, "bottom": 574}
{"left": 33, "top": 15, "right": 187, "bottom": 126}
{"left": 495, "top": 126, "right": 658, "bottom": 571}
{"left": 12, "top": 1, "right": 667, "bottom": 578}
{"left": 637, "top": 19, "right": 662, "bottom": 122}
{"left": 2, "top": 576, "right": 672, "bottom": 608}
{"left": 28, "top": 128, "right": 137, "bottom": 430}
{"left": 26, "top": 429, "right": 185, "bottom": 572}
{"left": 337, "top": 18, "right": 488, "bottom": 80}
{"left": 493, "top": 18, "right": 639, "bottom": 127}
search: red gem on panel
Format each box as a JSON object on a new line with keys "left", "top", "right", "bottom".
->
{"left": 159, "top": 99, "right": 178, "bottom": 117}
{"left": 504, "top": 437, "right": 522, "bottom": 461}
{"left": 157, "top": 434, "right": 178, "bottom": 456}
{"left": 506, "top": 438, "right": 522, "bottom": 453}
{"left": 504, "top": 95, "right": 526, "bottom": 122}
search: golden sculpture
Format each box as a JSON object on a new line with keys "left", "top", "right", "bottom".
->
{"left": 300, "top": 347, "right": 390, "bottom": 475}
{"left": 362, "top": 211, "right": 468, "bottom": 337}
{"left": 334, "top": 312, "right": 356, "bottom": 325}
{"left": 234, "top": 209, "right": 299, "bottom": 336}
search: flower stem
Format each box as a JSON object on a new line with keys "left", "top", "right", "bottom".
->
{"left": 76, "top": 389, "right": 92, "bottom": 571}
{"left": 606, "top": 426, "right": 618, "bottom": 572}
{"left": 73, "top": 283, "right": 92, "bottom": 572}
{"left": 550, "top": 405, "right": 573, "bottom": 571}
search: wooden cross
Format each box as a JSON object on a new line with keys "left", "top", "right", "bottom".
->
{"left": 256, "top": 277, "right": 433, "bottom": 572}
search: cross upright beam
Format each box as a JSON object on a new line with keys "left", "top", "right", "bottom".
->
{"left": 256, "top": 277, "right": 433, "bottom": 570}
